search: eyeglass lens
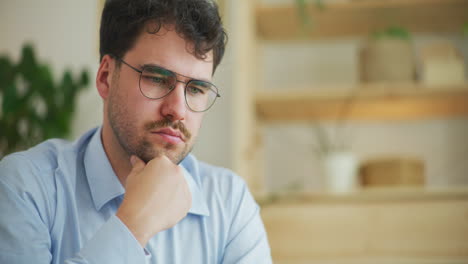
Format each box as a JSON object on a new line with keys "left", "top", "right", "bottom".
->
{"left": 139, "top": 66, "right": 218, "bottom": 112}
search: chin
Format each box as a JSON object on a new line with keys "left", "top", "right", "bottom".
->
{"left": 137, "top": 145, "right": 190, "bottom": 165}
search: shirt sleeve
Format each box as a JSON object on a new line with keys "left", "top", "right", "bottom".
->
{"left": 221, "top": 179, "right": 273, "bottom": 264}
{"left": 0, "top": 173, "right": 53, "bottom": 263}
{"left": 66, "top": 215, "right": 147, "bottom": 264}
{"left": 0, "top": 155, "right": 147, "bottom": 264}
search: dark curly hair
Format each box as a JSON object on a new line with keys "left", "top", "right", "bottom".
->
{"left": 99, "top": 0, "right": 227, "bottom": 73}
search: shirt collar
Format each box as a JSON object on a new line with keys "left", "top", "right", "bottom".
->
{"left": 84, "top": 127, "right": 125, "bottom": 211}
{"left": 83, "top": 127, "right": 209, "bottom": 216}
{"left": 180, "top": 161, "right": 210, "bottom": 216}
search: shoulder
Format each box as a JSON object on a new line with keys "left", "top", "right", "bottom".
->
{"left": 0, "top": 128, "right": 95, "bottom": 204}
{"left": 182, "top": 154, "right": 257, "bottom": 214}
{"left": 198, "top": 160, "right": 247, "bottom": 192}
{"left": 183, "top": 154, "right": 249, "bottom": 198}
{"left": 0, "top": 139, "right": 70, "bottom": 188}
{"left": 0, "top": 139, "right": 72, "bottom": 228}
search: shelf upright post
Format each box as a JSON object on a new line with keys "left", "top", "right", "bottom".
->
{"left": 231, "top": 0, "right": 266, "bottom": 197}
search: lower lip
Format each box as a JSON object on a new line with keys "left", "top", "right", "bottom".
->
{"left": 152, "top": 132, "right": 183, "bottom": 144}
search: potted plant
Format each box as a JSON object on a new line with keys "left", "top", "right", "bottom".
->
{"left": 0, "top": 44, "right": 89, "bottom": 157}
{"left": 360, "top": 26, "right": 415, "bottom": 83}
{"left": 309, "top": 93, "right": 359, "bottom": 193}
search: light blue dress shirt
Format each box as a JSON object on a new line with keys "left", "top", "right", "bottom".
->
{"left": 0, "top": 127, "right": 272, "bottom": 264}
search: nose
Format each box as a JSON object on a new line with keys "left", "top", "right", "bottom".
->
{"left": 160, "top": 81, "right": 187, "bottom": 121}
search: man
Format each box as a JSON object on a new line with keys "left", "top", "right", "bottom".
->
{"left": 0, "top": 0, "right": 272, "bottom": 263}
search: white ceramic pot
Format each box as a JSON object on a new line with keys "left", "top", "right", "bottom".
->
{"left": 323, "top": 152, "right": 358, "bottom": 193}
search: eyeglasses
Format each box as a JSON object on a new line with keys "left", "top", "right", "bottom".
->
{"left": 114, "top": 56, "right": 220, "bottom": 112}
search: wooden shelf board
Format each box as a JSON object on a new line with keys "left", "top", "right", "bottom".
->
{"left": 271, "top": 258, "right": 468, "bottom": 264}
{"left": 255, "top": 83, "right": 468, "bottom": 122}
{"left": 257, "top": 186, "right": 468, "bottom": 206}
{"left": 256, "top": 0, "right": 468, "bottom": 40}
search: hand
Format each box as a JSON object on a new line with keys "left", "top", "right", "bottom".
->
{"left": 116, "top": 155, "right": 192, "bottom": 247}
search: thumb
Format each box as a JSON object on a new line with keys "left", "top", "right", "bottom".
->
{"left": 129, "top": 155, "right": 145, "bottom": 173}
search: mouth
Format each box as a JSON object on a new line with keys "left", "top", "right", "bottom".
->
{"left": 151, "top": 128, "right": 185, "bottom": 144}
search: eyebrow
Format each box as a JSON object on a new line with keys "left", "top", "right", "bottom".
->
{"left": 140, "top": 63, "right": 213, "bottom": 83}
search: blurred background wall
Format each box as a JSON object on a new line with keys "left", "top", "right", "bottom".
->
{"left": 0, "top": 0, "right": 101, "bottom": 140}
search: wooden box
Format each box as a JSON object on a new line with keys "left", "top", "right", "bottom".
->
{"left": 359, "top": 157, "right": 424, "bottom": 186}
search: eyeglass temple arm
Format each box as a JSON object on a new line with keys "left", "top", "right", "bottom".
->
{"left": 112, "top": 55, "right": 142, "bottom": 74}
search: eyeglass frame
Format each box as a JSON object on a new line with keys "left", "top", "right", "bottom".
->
{"left": 111, "top": 55, "right": 221, "bottom": 112}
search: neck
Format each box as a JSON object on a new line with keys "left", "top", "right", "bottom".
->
{"left": 100, "top": 123, "right": 132, "bottom": 187}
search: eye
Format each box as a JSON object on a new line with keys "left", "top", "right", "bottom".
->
{"left": 187, "top": 86, "right": 205, "bottom": 95}
{"left": 187, "top": 81, "right": 213, "bottom": 95}
{"left": 149, "top": 76, "right": 166, "bottom": 84}
{"left": 142, "top": 74, "right": 171, "bottom": 87}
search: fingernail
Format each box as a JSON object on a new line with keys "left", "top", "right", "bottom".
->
{"left": 130, "top": 155, "right": 136, "bottom": 166}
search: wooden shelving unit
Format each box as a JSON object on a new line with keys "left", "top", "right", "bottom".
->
{"left": 230, "top": 0, "right": 468, "bottom": 262}
{"left": 257, "top": 0, "right": 468, "bottom": 40}
{"left": 256, "top": 84, "right": 468, "bottom": 122}
{"left": 232, "top": 0, "right": 468, "bottom": 195}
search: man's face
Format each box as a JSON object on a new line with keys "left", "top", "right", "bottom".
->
{"left": 105, "top": 25, "right": 213, "bottom": 164}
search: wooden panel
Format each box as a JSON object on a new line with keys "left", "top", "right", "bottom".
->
{"left": 261, "top": 191, "right": 468, "bottom": 263}
{"left": 231, "top": 0, "right": 266, "bottom": 193}
{"left": 255, "top": 84, "right": 468, "bottom": 122}
{"left": 256, "top": 0, "right": 468, "bottom": 41}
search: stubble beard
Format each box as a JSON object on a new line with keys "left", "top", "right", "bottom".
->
{"left": 107, "top": 75, "right": 194, "bottom": 165}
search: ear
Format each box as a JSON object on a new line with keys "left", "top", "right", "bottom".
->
{"left": 96, "top": 54, "right": 115, "bottom": 100}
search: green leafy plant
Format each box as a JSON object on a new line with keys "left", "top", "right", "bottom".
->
{"left": 372, "top": 26, "right": 411, "bottom": 40}
{"left": 309, "top": 91, "right": 356, "bottom": 157}
{"left": 0, "top": 44, "right": 89, "bottom": 157}
{"left": 295, "top": 0, "right": 324, "bottom": 30}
